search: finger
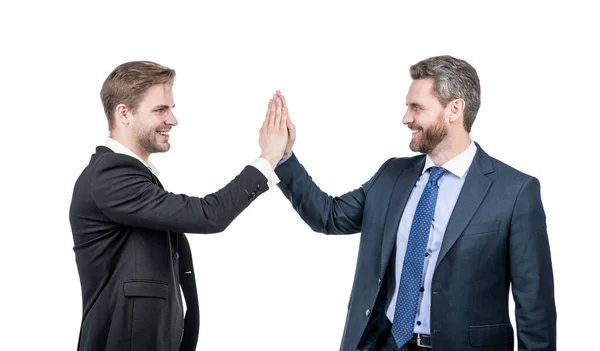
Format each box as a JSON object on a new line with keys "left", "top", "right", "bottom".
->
{"left": 263, "top": 99, "right": 273, "bottom": 129}
{"left": 281, "top": 104, "right": 289, "bottom": 130}
{"left": 279, "top": 93, "right": 288, "bottom": 130}
{"left": 264, "top": 98, "right": 272, "bottom": 119}
{"left": 281, "top": 93, "right": 289, "bottom": 116}
{"left": 274, "top": 97, "right": 282, "bottom": 129}
{"left": 279, "top": 93, "right": 287, "bottom": 109}
{"left": 268, "top": 98, "right": 276, "bottom": 128}
{"left": 287, "top": 118, "right": 296, "bottom": 138}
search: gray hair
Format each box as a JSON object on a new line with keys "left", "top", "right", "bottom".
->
{"left": 410, "top": 55, "right": 481, "bottom": 132}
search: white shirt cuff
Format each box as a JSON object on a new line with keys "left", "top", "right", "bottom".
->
{"left": 250, "top": 158, "right": 280, "bottom": 188}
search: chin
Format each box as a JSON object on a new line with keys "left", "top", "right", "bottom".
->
{"left": 409, "top": 140, "right": 420, "bottom": 152}
{"left": 154, "top": 138, "right": 171, "bottom": 151}
{"left": 151, "top": 143, "right": 171, "bottom": 154}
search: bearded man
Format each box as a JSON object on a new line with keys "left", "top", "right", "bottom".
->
{"left": 273, "top": 55, "right": 556, "bottom": 351}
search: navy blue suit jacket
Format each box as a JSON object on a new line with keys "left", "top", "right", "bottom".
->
{"left": 275, "top": 144, "right": 556, "bottom": 351}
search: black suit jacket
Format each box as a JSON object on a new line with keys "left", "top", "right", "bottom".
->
{"left": 275, "top": 144, "right": 556, "bottom": 351}
{"left": 69, "top": 146, "right": 268, "bottom": 351}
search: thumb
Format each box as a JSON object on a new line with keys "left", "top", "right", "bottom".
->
{"left": 287, "top": 118, "right": 296, "bottom": 139}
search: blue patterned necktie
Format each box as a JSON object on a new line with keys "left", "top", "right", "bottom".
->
{"left": 391, "top": 166, "right": 446, "bottom": 347}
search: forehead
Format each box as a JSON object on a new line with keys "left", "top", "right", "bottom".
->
{"left": 406, "top": 78, "right": 436, "bottom": 103}
{"left": 140, "top": 84, "right": 174, "bottom": 105}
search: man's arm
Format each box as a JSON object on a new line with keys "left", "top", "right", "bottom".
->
{"left": 275, "top": 153, "right": 391, "bottom": 234}
{"left": 272, "top": 90, "right": 390, "bottom": 234}
{"left": 91, "top": 154, "right": 268, "bottom": 234}
{"left": 90, "top": 93, "right": 289, "bottom": 234}
{"left": 509, "top": 176, "right": 557, "bottom": 350}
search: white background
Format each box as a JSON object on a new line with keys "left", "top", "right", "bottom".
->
{"left": 1, "top": 1, "right": 598, "bottom": 350}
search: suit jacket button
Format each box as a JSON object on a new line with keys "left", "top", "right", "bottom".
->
{"left": 365, "top": 309, "right": 371, "bottom": 317}
{"left": 174, "top": 252, "right": 179, "bottom": 259}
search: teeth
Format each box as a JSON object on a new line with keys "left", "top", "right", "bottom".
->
{"left": 159, "top": 132, "right": 169, "bottom": 136}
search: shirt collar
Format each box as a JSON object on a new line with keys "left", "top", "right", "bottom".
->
{"left": 104, "top": 137, "right": 159, "bottom": 176}
{"left": 422, "top": 140, "right": 477, "bottom": 178}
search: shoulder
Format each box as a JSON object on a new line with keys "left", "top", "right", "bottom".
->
{"left": 90, "top": 149, "right": 153, "bottom": 177}
{"left": 475, "top": 146, "right": 541, "bottom": 197}
{"left": 381, "top": 154, "right": 426, "bottom": 173}
{"left": 363, "top": 154, "right": 424, "bottom": 189}
{"left": 485, "top": 153, "right": 537, "bottom": 186}
{"left": 491, "top": 157, "right": 533, "bottom": 179}
{"left": 86, "top": 149, "right": 155, "bottom": 193}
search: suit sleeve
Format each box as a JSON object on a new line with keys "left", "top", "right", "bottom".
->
{"left": 90, "top": 154, "right": 268, "bottom": 234}
{"left": 509, "top": 176, "right": 557, "bottom": 351}
{"left": 274, "top": 153, "right": 392, "bottom": 234}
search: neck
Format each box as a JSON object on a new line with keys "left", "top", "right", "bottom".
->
{"left": 428, "top": 133, "right": 471, "bottom": 166}
{"left": 109, "top": 132, "right": 150, "bottom": 163}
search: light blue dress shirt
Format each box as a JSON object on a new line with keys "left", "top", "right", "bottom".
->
{"left": 385, "top": 141, "right": 477, "bottom": 334}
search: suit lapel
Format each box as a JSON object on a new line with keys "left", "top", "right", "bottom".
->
{"left": 435, "top": 146, "right": 494, "bottom": 269}
{"left": 380, "top": 157, "right": 425, "bottom": 276}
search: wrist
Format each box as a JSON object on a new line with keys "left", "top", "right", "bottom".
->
{"left": 259, "top": 153, "right": 280, "bottom": 169}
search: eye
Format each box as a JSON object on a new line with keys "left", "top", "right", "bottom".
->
{"left": 414, "top": 106, "right": 422, "bottom": 112}
{"left": 154, "top": 108, "right": 166, "bottom": 113}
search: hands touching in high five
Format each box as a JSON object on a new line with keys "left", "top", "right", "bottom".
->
{"left": 259, "top": 90, "right": 296, "bottom": 169}
{"left": 277, "top": 91, "right": 296, "bottom": 160}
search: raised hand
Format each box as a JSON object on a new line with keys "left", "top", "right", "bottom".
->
{"left": 276, "top": 90, "right": 296, "bottom": 159}
{"left": 259, "top": 93, "right": 289, "bottom": 168}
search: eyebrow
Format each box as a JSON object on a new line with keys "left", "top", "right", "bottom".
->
{"left": 153, "top": 104, "right": 175, "bottom": 110}
{"left": 407, "top": 102, "right": 424, "bottom": 109}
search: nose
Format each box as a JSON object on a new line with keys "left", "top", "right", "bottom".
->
{"left": 402, "top": 109, "right": 412, "bottom": 125}
{"left": 167, "top": 111, "right": 178, "bottom": 127}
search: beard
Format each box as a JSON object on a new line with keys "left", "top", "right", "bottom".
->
{"left": 132, "top": 123, "right": 170, "bottom": 155}
{"left": 409, "top": 113, "right": 448, "bottom": 154}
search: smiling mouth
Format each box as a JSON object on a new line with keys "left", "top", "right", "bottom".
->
{"left": 157, "top": 131, "right": 170, "bottom": 136}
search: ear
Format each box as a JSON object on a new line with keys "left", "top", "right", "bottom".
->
{"left": 115, "top": 104, "right": 131, "bottom": 127}
{"left": 446, "top": 98, "right": 465, "bottom": 124}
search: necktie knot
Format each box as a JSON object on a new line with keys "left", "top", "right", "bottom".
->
{"left": 428, "top": 166, "right": 446, "bottom": 185}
